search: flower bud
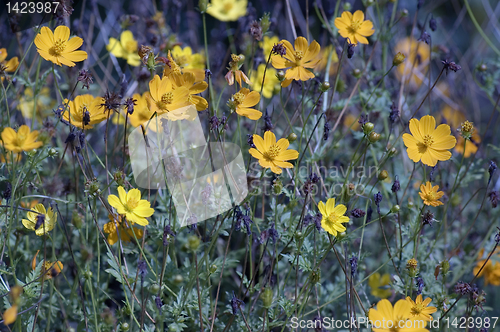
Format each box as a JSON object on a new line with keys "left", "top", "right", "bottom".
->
{"left": 368, "top": 132, "right": 381, "bottom": 143}
{"left": 390, "top": 205, "right": 400, "bottom": 213}
{"left": 149, "top": 284, "right": 160, "bottom": 294}
{"left": 121, "top": 322, "right": 130, "bottom": 331}
{"left": 388, "top": 147, "right": 397, "bottom": 156}
{"left": 287, "top": 132, "right": 297, "bottom": 142}
{"left": 311, "top": 269, "right": 321, "bottom": 284}
{"left": 84, "top": 270, "right": 93, "bottom": 280}
{"left": 209, "top": 264, "right": 218, "bottom": 274}
{"left": 260, "top": 13, "right": 271, "bottom": 34}
{"left": 187, "top": 235, "right": 200, "bottom": 251}
{"left": 276, "top": 70, "right": 286, "bottom": 82}
{"left": 352, "top": 68, "right": 362, "bottom": 78}
{"left": 460, "top": 120, "right": 474, "bottom": 139}
{"left": 48, "top": 148, "right": 58, "bottom": 157}
{"left": 408, "top": 201, "right": 415, "bottom": 209}
{"left": 406, "top": 258, "right": 419, "bottom": 277}
{"left": 401, "top": 9, "right": 409, "bottom": 16}
{"left": 336, "top": 79, "right": 346, "bottom": 93}
{"left": 294, "top": 231, "right": 303, "bottom": 241}
{"left": 272, "top": 179, "right": 283, "bottom": 195}
{"left": 174, "top": 274, "right": 184, "bottom": 284}
{"left": 362, "top": 122, "right": 374, "bottom": 134}
{"left": 393, "top": 52, "right": 406, "bottom": 66}
{"left": 440, "top": 260, "right": 450, "bottom": 275}
{"left": 198, "top": 0, "right": 208, "bottom": 13}
{"left": 260, "top": 287, "right": 273, "bottom": 308}
{"left": 343, "top": 2, "right": 352, "bottom": 10}
{"left": 378, "top": 170, "right": 388, "bottom": 181}
{"left": 320, "top": 81, "right": 331, "bottom": 92}
{"left": 478, "top": 63, "right": 487, "bottom": 72}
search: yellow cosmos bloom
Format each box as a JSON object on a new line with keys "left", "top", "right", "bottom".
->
{"left": 343, "top": 113, "right": 360, "bottom": 131}
{"left": 21, "top": 203, "right": 57, "bottom": 236}
{"left": 318, "top": 198, "right": 350, "bottom": 237}
{"left": 206, "top": 0, "right": 247, "bottom": 22}
{"left": 107, "top": 186, "right": 155, "bottom": 226}
{"left": 62, "top": 94, "right": 107, "bottom": 129}
{"left": 394, "top": 38, "right": 430, "bottom": 87}
{"left": 163, "top": 51, "right": 183, "bottom": 80}
{"left": 368, "top": 272, "right": 392, "bottom": 299}
{"left": 250, "top": 64, "right": 279, "bottom": 99}
{"left": 334, "top": 10, "right": 375, "bottom": 45}
{"left": 171, "top": 46, "right": 205, "bottom": 82}
{"left": 249, "top": 131, "right": 299, "bottom": 174}
{"left": 103, "top": 214, "right": 144, "bottom": 245}
{"left": 402, "top": 115, "right": 456, "bottom": 167}
{"left": 271, "top": 36, "right": 321, "bottom": 87}
{"left": 107, "top": 30, "right": 141, "bottom": 66}
{"left": 368, "top": 299, "right": 429, "bottom": 331}
{"left": 260, "top": 36, "right": 279, "bottom": 59}
{"left": 1, "top": 125, "right": 43, "bottom": 153}
{"left": 172, "top": 72, "right": 208, "bottom": 111}
{"left": 473, "top": 248, "right": 500, "bottom": 286}
{"left": 230, "top": 88, "right": 261, "bottom": 120}
{"left": 128, "top": 92, "right": 153, "bottom": 127}
{"left": 148, "top": 75, "right": 193, "bottom": 120}
{"left": 34, "top": 26, "right": 87, "bottom": 67}
{"left": 419, "top": 182, "right": 444, "bottom": 207}
{"left": 406, "top": 295, "right": 437, "bottom": 321}
{"left": 18, "top": 87, "right": 55, "bottom": 122}
{"left": 0, "top": 48, "right": 19, "bottom": 73}
{"left": 32, "top": 250, "right": 63, "bottom": 280}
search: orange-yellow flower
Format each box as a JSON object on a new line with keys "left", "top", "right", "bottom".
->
{"left": 455, "top": 132, "right": 480, "bottom": 158}
{"left": 419, "top": 182, "right": 444, "bottom": 207}
{"left": 402, "top": 115, "right": 456, "bottom": 167}
{"left": 172, "top": 72, "right": 208, "bottom": 111}
{"left": 394, "top": 38, "right": 430, "bottom": 87}
{"left": 103, "top": 214, "right": 144, "bottom": 245}
{"left": 406, "top": 295, "right": 437, "bottom": 321}
{"left": 0, "top": 48, "right": 19, "bottom": 74}
{"left": 106, "top": 30, "right": 141, "bottom": 66}
{"left": 206, "top": 0, "right": 247, "bottom": 22}
{"left": 148, "top": 75, "right": 194, "bottom": 120}
{"left": 249, "top": 131, "right": 298, "bottom": 174}
{"left": 229, "top": 88, "right": 261, "bottom": 120}
{"left": 34, "top": 26, "right": 87, "bottom": 67}
{"left": 62, "top": 94, "right": 107, "bottom": 129}
{"left": 473, "top": 248, "right": 500, "bottom": 286}
{"left": 368, "top": 299, "right": 429, "bottom": 331}
{"left": 32, "top": 250, "right": 63, "bottom": 280}
{"left": 1, "top": 125, "right": 43, "bottom": 153}
{"left": 334, "top": 10, "right": 375, "bottom": 45}
{"left": 127, "top": 92, "right": 152, "bottom": 127}
{"left": 271, "top": 36, "right": 321, "bottom": 87}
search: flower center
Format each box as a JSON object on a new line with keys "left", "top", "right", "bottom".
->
{"left": 263, "top": 144, "right": 281, "bottom": 161}
{"left": 16, "top": 132, "right": 27, "bottom": 146}
{"left": 347, "top": 21, "right": 361, "bottom": 34}
{"left": 176, "top": 55, "right": 188, "bottom": 67}
{"left": 422, "top": 134, "right": 434, "bottom": 147}
{"left": 125, "top": 40, "right": 137, "bottom": 53}
{"left": 233, "top": 92, "right": 245, "bottom": 106}
{"left": 425, "top": 191, "right": 438, "bottom": 201}
{"left": 223, "top": 3, "right": 233, "bottom": 13}
{"left": 157, "top": 92, "right": 174, "bottom": 110}
{"left": 327, "top": 212, "right": 340, "bottom": 224}
{"left": 77, "top": 103, "right": 89, "bottom": 118}
{"left": 125, "top": 196, "right": 139, "bottom": 212}
{"left": 294, "top": 50, "right": 304, "bottom": 60}
{"left": 50, "top": 39, "right": 66, "bottom": 56}
{"left": 410, "top": 303, "right": 426, "bottom": 316}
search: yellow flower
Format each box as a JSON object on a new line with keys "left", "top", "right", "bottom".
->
{"left": 406, "top": 295, "right": 437, "bottom": 321}
{"left": 34, "top": 25, "right": 88, "bottom": 67}
{"left": 368, "top": 273, "right": 392, "bottom": 299}
{"left": 394, "top": 38, "right": 430, "bottom": 87}
{"left": 402, "top": 115, "right": 456, "bottom": 167}
{"left": 271, "top": 36, "right": 321, "bottom": 87}
{"left": 62, "top": 94, "right": 107, "bottom": 129}
{"left": 343, "top": 113, "right": 360, "bottom": 131}
{"left": 0, "top": 48, "right": 19, "bottom": 73}
{"left": 107, "top": 30, "right": 141, "bottom": 66}
{"left": 103, "top": 214, "right": 144, "bottom": 245}
{"left": 260, "top": 35, "right": 279, "bottom": 58}
{"left": 18, "top": 87, "right": 55, "bottom": 122}
{"left": 249, "top": 131, "right": 298, "bottom": 174}
{"left": 148, "top": 75, "right": 193, "bottom": 120}
{"left": 172, "top": 72, "right": 208, "bottom": 111}
{"left": 419, "top": 182, "right": 444, "bottom": 207}
{"left": 250, "top": 64, "right": 279, "bottom": 99}
{"left": 162, "top": 51, "right": 183, "bottom": 80}
{"left": 230, "top": 88, "right": 261, "bottom": 120}
{"left": 368, "top": 299, "right": 429, "bottom": 331}
{"left": 21, "top": 203, "right": 57, "bottom": 236}
{"left": 1, "top": 125, "right": 43, "bottom": 153}
{"left": 171, "top": 45, "right": 206, "bottom": 82}
{"left": 473, "top": 248, "right": 500, "bottom": 286}
{"left": 318, "top": 198, "right": 350, "bottom": 237}
{"left": 107, "top": 186, "right": 155, "bottom": 226}
{"left": 334, "top": 10, "right": 375, "bottom": 45}
{"left": 128, "top": 92, "right": 153, "bottom": 127}
{"left": 3, "top": 305, "right": 17, "bottom": 325}
{"left": 206, "top": 0, "right": 247, "bottom": 22}
{"left": 32, "top": 250, "right": 63, "bottom": 280}
{"left": 455, "top": 132, "right": 480, "bottom": 158}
